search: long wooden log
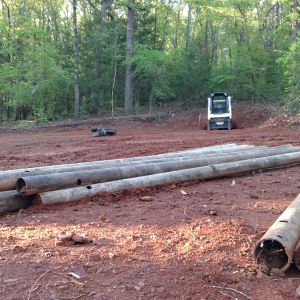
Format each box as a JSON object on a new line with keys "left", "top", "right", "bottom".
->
{"left": 254, "top": 193, "right": 300, "bottom": 273}
{"left": 0, "top": 144, "right": 244, "bottom": 212}
{"left": 4, "top": 143, "right": 239, "bottom": 174}
{"left": 292, "top": 236, "right": 300, "bottom": 271}
{"left": 0, "top": 144, "right": 252, "bottom": 192}
{"left": 38, "top": 151, "right": 300, "bottom": 206}
{"left": 17, "top": 146, "right": 300, "bottom": 196}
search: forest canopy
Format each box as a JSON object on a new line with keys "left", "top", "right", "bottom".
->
{"left": 0, "top": 0, "right": 299, "bottom": 122}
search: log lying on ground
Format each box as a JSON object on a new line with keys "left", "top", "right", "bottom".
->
{"left": 0, "top": 144, "right": 253, "bottom": 192}
{"left": 254, "top": 193, "right": 300, "bottom": 273}
{"left": 3, "top": 143, "right": 238, "bottom": 174}
{"left": 0, "top": 191, "right": 33, "bottom": 213}
{"left": 294, "top": 243, "right": 300, "bottom": 271}
{"left": 38, "top": 151, "right": 300, "bottom": 205}
{"left": 17, "top": 145, "right": 300, "bottom": 196}
{"left": 0, "top": 143, "right": 253, "bottom": 213}
{"left": 292, "top": 236, "right": 300, "bottom": 271}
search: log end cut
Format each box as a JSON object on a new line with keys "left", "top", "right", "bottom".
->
{"left": 254, "top": 238, "right": 291, "bottom": 274}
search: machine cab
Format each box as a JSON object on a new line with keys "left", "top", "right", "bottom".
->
{"left": 207, "top": 92, "right": 232, "bottom": 130}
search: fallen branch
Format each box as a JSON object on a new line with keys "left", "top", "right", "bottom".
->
{"left": 55, "top": 294, "right": 88, "bottom": 300}
{"left": 209, "top": 285, "right": 253, "bottom": 300}
{"left": 28, "top": 270, "right": 50, "bottom": 300}
{"left": 28, "top": 269, "right": 85, "bottom": 300}
{"left": 218, "top": 290, "right": 236, "bottom": 299}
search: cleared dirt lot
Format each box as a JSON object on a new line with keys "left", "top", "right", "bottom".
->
{"left": 1, "top": 110, "right": 300, "bottom": 300}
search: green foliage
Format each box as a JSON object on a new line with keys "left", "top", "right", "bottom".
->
{"left": 132, "top": 45, "right": 173, "bottom": 106}
{"left": 132, "top": 45, "right": 211, "bottom": 109}
{"left": 281, "top": 41, "right": 300, "bottom": 111}
{"left": 0, "top": 0, "right": 299, "bottom": 122}
{"left": 0, "top": 37, "right": 72, "bottom": 121}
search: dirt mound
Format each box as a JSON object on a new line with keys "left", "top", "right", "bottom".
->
{"left": 233, "top": 105, "right": 271, "bottom": 129}
{"left": 162, "top": 105, "right": 275, "bottom": 130}
{"left": 260, "top": 111, "right": 300, "bottom": 128}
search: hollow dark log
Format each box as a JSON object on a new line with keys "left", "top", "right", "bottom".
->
{"left": 254, "top": 193, "right": 300, "bottom": 273}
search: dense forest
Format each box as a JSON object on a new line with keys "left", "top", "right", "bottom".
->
{"left": 0, "top": 0, "right": 299, "bottom": 122}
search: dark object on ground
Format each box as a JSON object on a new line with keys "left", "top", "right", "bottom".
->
{"left": 0, "top": 191, "right": 34, "bottom": 213}
{"left": 91, "top": 128, "right": 117, "bottom": 136}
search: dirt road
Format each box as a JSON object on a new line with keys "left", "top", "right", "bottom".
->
{"left": 0, "top": 111, "right": 300, "bottom": 300}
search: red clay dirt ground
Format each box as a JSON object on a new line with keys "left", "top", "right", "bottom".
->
{"left": 1, "top": 108, "right": 300, "bottom": 300}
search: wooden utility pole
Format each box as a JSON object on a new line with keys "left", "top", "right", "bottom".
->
{"left": 73, "top": 0, "right": 80, "bottom": 121}
{"left": 124, "top": 0, "right": 135, "bottom": 114}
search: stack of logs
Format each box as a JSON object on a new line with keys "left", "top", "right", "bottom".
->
{"left": 1, "top": 143, "right": 300, "bottom": 214}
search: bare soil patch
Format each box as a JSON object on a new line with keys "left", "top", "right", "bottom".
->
{"left": 1, "top": 108, "right": 300, "bottom": 300}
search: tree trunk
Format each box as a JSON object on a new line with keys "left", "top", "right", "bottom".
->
{"left": 50, "top": 6, "right": 61, "bottom": 46}
{"left": 185, "top": 3, "right": 192, "bottom": 51}
{"left": 161, "top": 0, "right": 171, "bottom": 50}
{"left": 173, "top": 5, "right": 181, "bottom": 48}
{"left": 191, "top": 6, "right": 200, "bottom": 44}
{"left": 0, "top": 94, "right": 3, "bottom": 125}
{"left": 1, "top": 0, "right": 11, "bottom": 63}
{"left": 111, "top": 32, "right": 118, "bottom": 118}
{"left": 85, "top": 0, "right": 113, "bottom": 115}
{"left": 237, "top": 7, "right": 257, "bottom": 99}
{"left": 99, "top": 0, "right": 111, "bottom": 29}
{"left": 204, "top": 19, "right": 209, "bottom": 53}
{"left": 1, "top": 0, "right": 11, "bottom": 28}
{"left": 291, "top": 0, "right": 299, "bottom": 42}
{"left": 209, "top": 20, "right": 218, "bottom": 63}
{"left": 73, "top": 0, "right": 80, "bottom": 121}
{"left": 149, "top": 86, "right": 155, "bottom": 115}
{"left": 154, "top": 0, "right": 158, "bottom": 48}
{"left": 124, "top": 0, "right": 135, "bottom": 114}
{"left": 86, "top": 0, "right": 112, "bottom": 28}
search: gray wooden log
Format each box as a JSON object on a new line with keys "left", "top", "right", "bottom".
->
{"left": 254, "top": 193, "right": 300, "bottom": 273}
{"left": 0, "top": 144, "right": 252, "bottom": 192}
{"left": 0, "top": 144, "right": 245, "bottom": 212}
{"left": 5, "top": 143, "right": 239, "bottom": 173}
{"left": 17, "top": 146, "right": 300, "bottom": 196}
{"left": 292, "top": 235, "right": 300, "bottom": 271}
{"left": 38, "top": 151, "right": 300, "bottom": 206}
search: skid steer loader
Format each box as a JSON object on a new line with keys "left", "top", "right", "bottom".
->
{"left": 207, "top": 92, "right": 232, "bottom": 130}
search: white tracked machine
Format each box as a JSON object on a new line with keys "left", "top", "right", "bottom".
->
{"left": 207, "top": 92, "right": 232, "bottom": 130}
